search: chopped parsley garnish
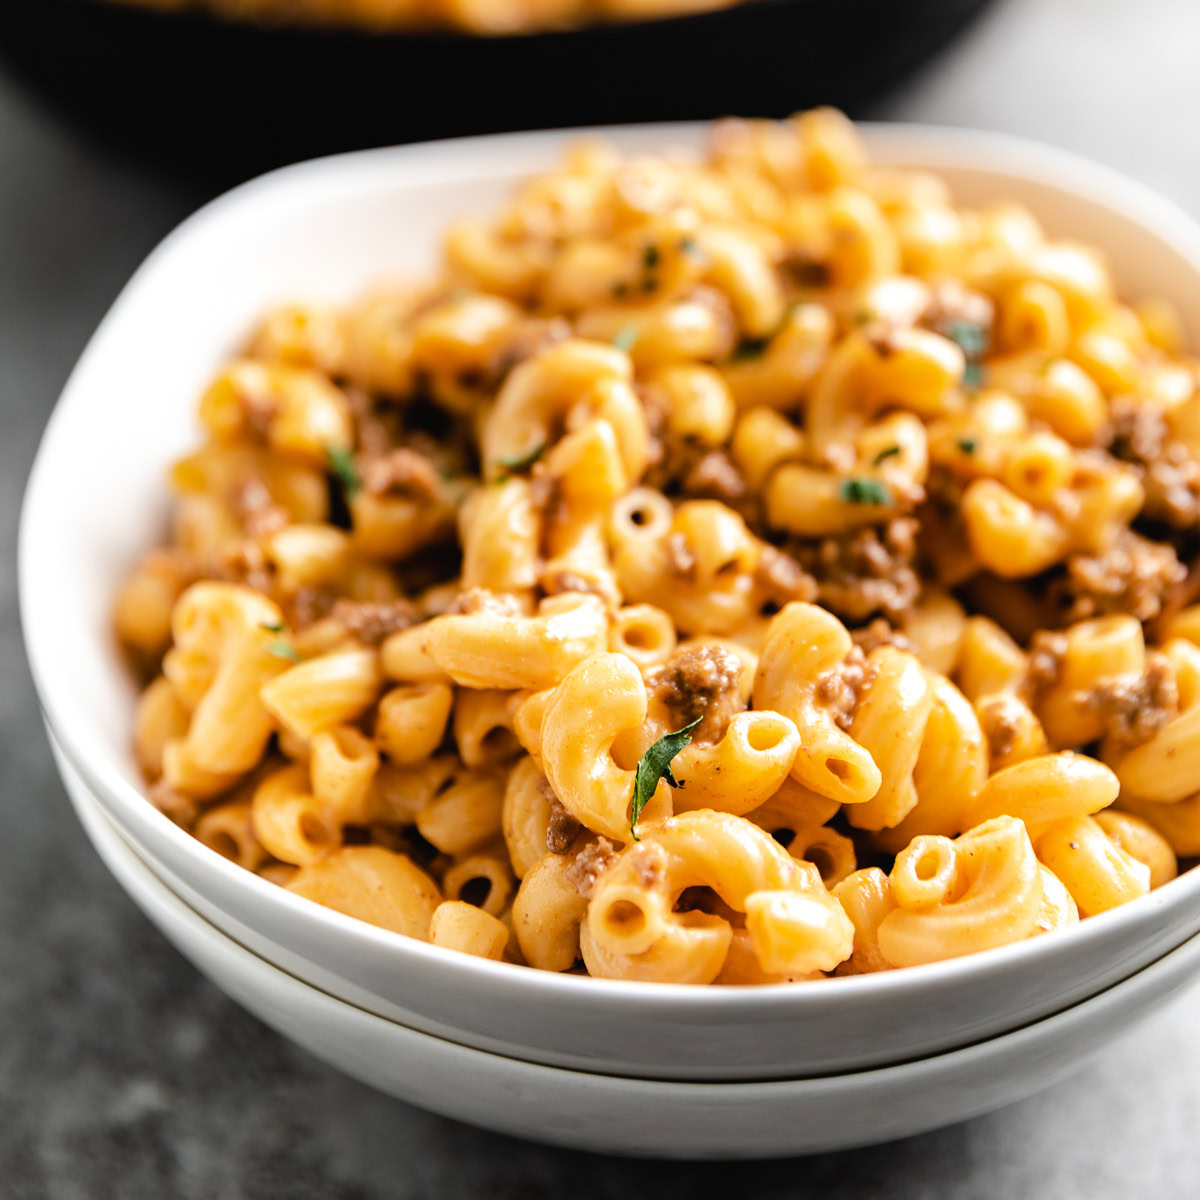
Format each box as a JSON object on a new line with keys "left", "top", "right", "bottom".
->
{"left": 613, "top": 324, "right": 639, "bottom": 353}
{"left": 265, "top": 641, "right": 301, "bottom": 664}
{"left": 731, "top": 336, "right": 770, "bottom": 363}
{"left": 957, "top": 436, "right": 978, "bottom": 455}
{"left": 259, "top": 621, "right": 285, "bottom": 634}
{"left": 678, "top": 236, "right": 702, "bottom": 259}
{"left": 873, "top": 445, "right": 901, "bottom": 465}
{"left": 630, "top": 719, "right": 701, "bottom": 841}
{"left": 943, "top": 318, "right": 989, "bottom": 361}
{"left": 854, "top": 309, "right": 873, "bottom": 325}
{"left": 642, "top": 244, "right": 660, "bottom": 269}
{"left": 325, "top": 444, "right": 361, "bottom": 497}
{"left": 838, "top": 477, "right": 892, "bottom": 506}
{"left": 496, "top": 442, "right": 545, "bottom": 474}
{"left": 938, "top": 318, "right": 988, "bottom": 393}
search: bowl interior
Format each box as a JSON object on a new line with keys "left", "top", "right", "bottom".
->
{"left": 23, "top": 121, "right": 1200, "bottom": 1008}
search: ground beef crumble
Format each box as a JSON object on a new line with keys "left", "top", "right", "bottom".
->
{"left": 644, "top": 644, "right": 745, "bottom": 744}
{"left": 814, "top": 645, "right": 872, "bottom": 731}
{"left": 541, "top": 570, "right": 608, "bottom": 599}
{"left": 682, "top": 449, "right": 747, "bottom": 502}
{"left": 360, "top": 447, "right": 443, "bottom": 501}
{"left": 1050, "top": 532, "right": 1185, "bottom": 624}
{"left": 149, "top": 779, "right": 199, "bottom": 829}
{"left": 850, "top": 617, "right": 915, "bottom": 655}
{"left": 545, "top": 795, "right": 582, "bottom": 855}
{"left": 346, "top": 386, "right": 398, "bottom": 459}
{"left": 640, "top": 390, "right": 748, "bottom": 504}
{"left": 643, "top": 434, "right": 747, "bottom": 505}
{"left": 445, "top": 588, "right": 525, "bottom": 617}
{"left": 292, "top": 585, "right": 336, "bottom": 628}
{"left": 1026, "top": 630, "right": 1068, "bottom": 694}
{"left": 1081, "top": 652, "right": 1180, "bottom": 753}
{"left": 976, "top": 694, "right": 1024, "bottom": 762}
{"left": 240, "top": 390, "right": 280, "bottom": 440}
{"left": 216, "top": 539, "right": 275, "bottom": 595}
{"left": 232, "top": 477, "right": 289, "bottom": 540}
{"left": 1151, "top": 555, "right": 1200, "bottom": 643}
{"left": 792, "top": 517, "right": 920, "bottom": 623}
{"left": 331, "top": 597, "right": 418, "bottom": 645}
{"left": 1107, "top": 397, "right": 1200, "bottom": 529}
{"left": 566, "top": 838, "right": 617, "bottom": 898}
{"left": 630, "top": 843, "right": 666, "bottom": 888}
{"left": 529, "top": 469, "right": 567, "bottom": 539}
{"left": 1108, "top": 396, "right": 1167, "bottom": 464}
{"left": 754, "top": 545, "right": 818, "bottom": 608}
{"left": 1144, "top": 444, "right": 1200, "bottom": 529}
{"left": 921, "top": 466, "right": 967, "bottom": 525}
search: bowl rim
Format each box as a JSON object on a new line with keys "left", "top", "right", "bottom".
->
{"left": 74, "top": 765, "right": 1200, "bottom": 1096}
{"left": 22, "top": 118, "right": 1200, "bottom": 1010}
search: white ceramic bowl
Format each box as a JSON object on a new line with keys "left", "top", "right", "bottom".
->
{"left": 66, "top": 750, "right": 1200, "bottom": 1159}
{"left": 23, "top": 122, "right": 1200, "bottom": 1081}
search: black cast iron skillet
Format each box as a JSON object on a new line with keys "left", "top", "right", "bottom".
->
{"left": 0, "top": 0, "right": 992, "bottom": 185}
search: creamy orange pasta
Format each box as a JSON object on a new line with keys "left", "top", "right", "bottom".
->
{"left": 117, "top": 109, "right": 1199, "bottom": 984}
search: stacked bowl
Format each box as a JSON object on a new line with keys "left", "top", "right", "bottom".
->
{"left": 22, "top": 122, "right": 1200, "bottom": 1158}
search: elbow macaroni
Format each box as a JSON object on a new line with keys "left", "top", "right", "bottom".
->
{"left": 118, "top": 110, "right": 1198, "bottom": 981}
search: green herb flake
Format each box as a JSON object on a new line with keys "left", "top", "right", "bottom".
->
{"left": 678, "top": 236, "right": 702, "bottom": 259}
{"left": 731, "top": 336, "right": 770, "bottom": 363}
{"left": 854, "top": 309, "right": 873, "bottom": 326}
{"left": 873, "top": 445, "right": 901, "bottom": 465}
{"left": 496, "top": 442, "right": 545, "bottom": 474}
{"left": 642, "top": 244, "right": 660, "bottom": 270}
{"left": 265, "top": 641, "right": 301, "bottom": 664}
{"left": 325, "top": 444, "right": 361, "bottom": 497}
{"left": 944, "top": 318, "right": 989, "bottom": 361}
{"left": 963, "top": 362, "right": 984, "bottom": 390}
{"left": 613, "top": 324, "right": 640, "bottom": 353}
{"left": 630, "top": 718, "right": 701, "bottom": 841}
{"left": 259, "top": 621, "right": 285, "bottom": 634}
{"left": 838, "top": 477, "right": 892, "bottom": 506}
{"left": 957, "top": 436, "right": 978, "bottom": 455}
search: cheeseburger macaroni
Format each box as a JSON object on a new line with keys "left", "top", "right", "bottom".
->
{"left": 117, "top": 110, "right": 1199, "bottom": 984}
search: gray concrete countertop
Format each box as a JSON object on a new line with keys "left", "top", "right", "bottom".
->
{"left": 3, "top": 0, "right": 1199, "bottom": 1194}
